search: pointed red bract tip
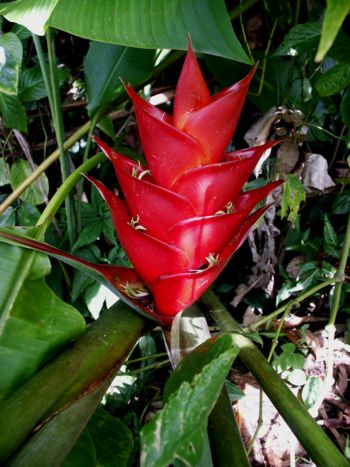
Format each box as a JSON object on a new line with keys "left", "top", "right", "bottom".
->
{"left": 177, "top": 66, "right": 257, "bottom": 164}
{"left": 124, "top": 83, "right": 172, "bottom": 123}
{"left": 93, "top": 135, "right": 117, "bottom": 161}
{"left": 173, "top": 37, "right": 211, "bottom": 130}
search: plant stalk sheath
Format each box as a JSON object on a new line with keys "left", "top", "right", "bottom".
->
{"left": 208, "top": 387, "right": 250, "bottom": 466}
{"left": 0, "top": 301, "right": 148, "bottom": 463}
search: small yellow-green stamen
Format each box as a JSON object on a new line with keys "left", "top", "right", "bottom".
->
{"left": 127, "top": 215, "right": 147, "bottom": 231}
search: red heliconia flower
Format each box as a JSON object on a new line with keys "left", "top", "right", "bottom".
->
{"left": 87, "top": 43, "right": 282, "bottom": 323}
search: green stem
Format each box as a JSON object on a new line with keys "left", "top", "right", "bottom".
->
{"left": 250, "top": 278, "right": 338, "bottom": 329}
{"left": 7, "top": 378, "right": 111, "bottom": 467}
{"left": 0, "top": 122, "right": 91, "bottom": 216}
{"left": 0, "top": 301, "right": 149, "bottom": 463}
{"left": 329, "top": 212, "right": 350, "bottom": 326}
{"left": 202, "top": 290, "right": 349, "bottom": 467}
{"left": 246, "top": 389, "right": 263, "bottom": 455}
{"left": 76, "top": 115, "right": 99, "bottom": 233}
{"left": 239, "top": 4, "right": 255, "bottom": 64}
{"left": 294, "top": 0, "right": 301, "bottom": 25}
{"left": 307, "top": 123, "right": 345, "bottom": 141}
{"left": 267, "top": 302, "right": 299, "bottom": 362}
{"left": 125, "top": 359, "right": 169, "bottom": 375}
{"left": 208, "top": 387, "right": 250, "bottom": 467}
{"left": 317, "top": 212, "right": 350, "bottom": 414}
{"left": 46, "top": 28, "right": 76, "bottom": 246}
{"left": 36, "top": 153, "right": 105, "bottom": 232}
{"left": 258, "top": 19, "right": 278, "bottom": 95}
{"left": 126, "top": 352, "right": 168, "bottom": 365}
{"left": 31, "top": 34, "right": 55, "bottom": 119}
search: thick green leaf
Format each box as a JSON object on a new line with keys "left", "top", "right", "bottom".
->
{"left": 84, "top": 42, "right": 155, "bottom": 116}
{"left": 315, "top": 0, "right": 350, "bottom": 62}
{"left": 332, "top": 188, "right": 350, "bottom": 214}
{"left": 141, "top": 336, "right": 238, "bottom": 467}
{"left": 0, "top": 92, "right": 27, "bottom": 131}
{"left": 17, "top": 203, "right": 40, "bottom": 226}
{"left": 10, "top": 159, "right": 49, "bottom": 205}
{"left": 164, "top": 334, "right": 237, "bottom": 403}
{"left": 281, "top": 174, "right": 306, "bottom": 223}
{"left": 47, "top": 0, "right": 250, "bottom": 63}
{"left": 19, "top": 64, "right": 68, "bottom": 102}
{"left": 72, "top": 222, "right": 102, "bottom": 252}
{"left": 0, "top": 32, "right": 23, "bottom": 95}
{"left": 225, "top": 381, "right": 245, "bottom": 401}
{"left": 315, "top": 64, "right": 350, "bottom": 97}
{"left": 0, "top": 0, "right": 59, "bottom": 35}
{"left": 323, "top": 215, "right": 339, "bottom": 257}
{"left": 0, "top": 240, "right": 85, "bottom": 401}
{"left": 275, "top": 22, "right": 321, "bottom": 57}
{"left": 19, "top": 65, "right": 48, "bottom": 101}
{"left": 10, "top": 23, "right": 32, "bottom": 40}
{"left": 1, "top": 0, "right": 249, "bottom": 62}
{"left": 62, "top": 429, "right": 96, "bottom": 467}
{"left": 87, "top": 408, "right": 133, "bottom": 467}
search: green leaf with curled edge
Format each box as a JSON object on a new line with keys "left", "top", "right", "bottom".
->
{"left": 0, "top": 0, "right": 59, "bottom": 36}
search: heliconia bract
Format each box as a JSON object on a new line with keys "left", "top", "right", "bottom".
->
{"left": 89, "top": 42, "right": 282, "bottom": 323}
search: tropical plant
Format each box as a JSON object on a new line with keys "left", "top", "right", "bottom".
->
{"left": 0, "top": 1, "right": 349, "bottom": 466}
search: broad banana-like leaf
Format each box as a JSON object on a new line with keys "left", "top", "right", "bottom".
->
{"left": 0, "top": 0, "right": 251, "bottom": 63}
